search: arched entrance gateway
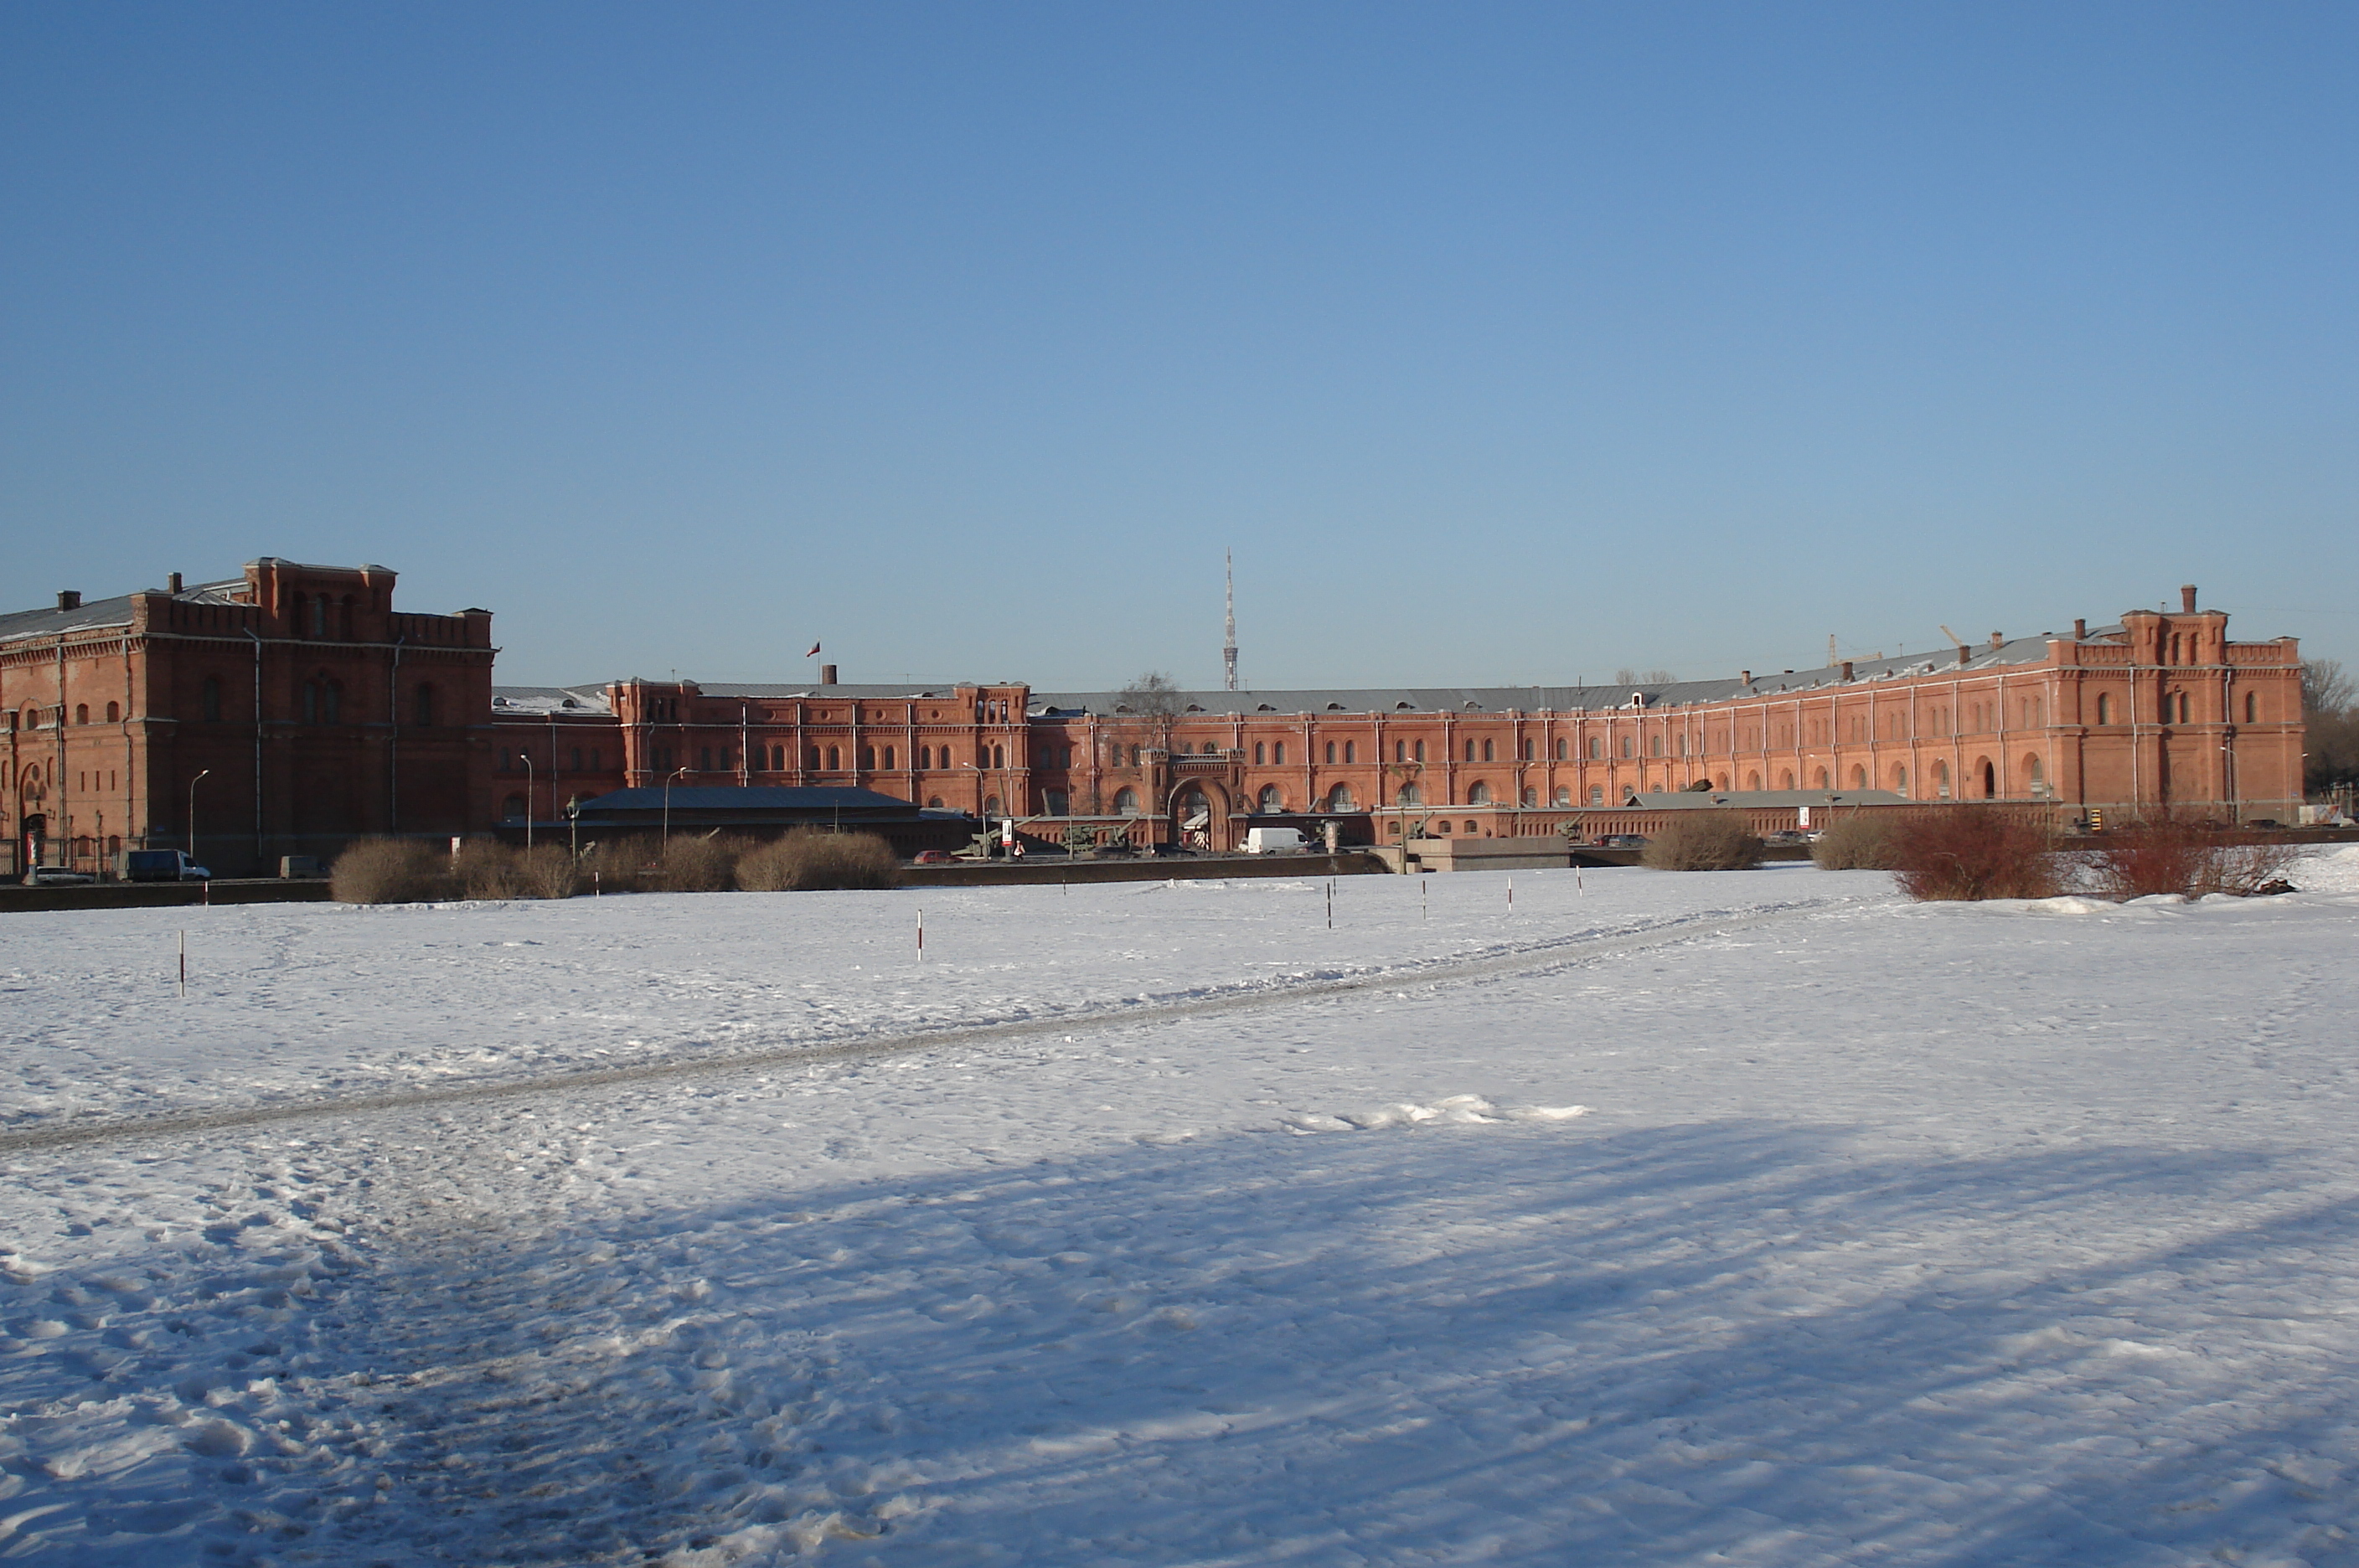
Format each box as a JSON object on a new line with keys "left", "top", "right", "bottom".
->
{"left": 1170, "top": 781, "right": 1231, "bottom": 853}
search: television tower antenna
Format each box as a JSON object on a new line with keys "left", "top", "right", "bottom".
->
{"left": 1223, "top": 550, "right": 1239, "bottom": 691}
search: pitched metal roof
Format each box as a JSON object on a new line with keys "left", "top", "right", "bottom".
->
{"left": 570, "top": 786, "right": 952, "bottom": 816}
{"left": 491, "top": 685, "right": 616, "bottom": 716}
{"left": 0, "top": 578, "right": 252, "bottom": 647}
{"left": 1622, "top": 789, "right": 1912, "bottom": 810}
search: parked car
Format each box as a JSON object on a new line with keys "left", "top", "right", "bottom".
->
{"left": 911, "top": 849, "right": 955, "bottom": 865}
{"left": 23, "top": 866, "right": 96, "bottom": 886}
{"left": 121, "top": 848, "right": 211, "bottom": 882}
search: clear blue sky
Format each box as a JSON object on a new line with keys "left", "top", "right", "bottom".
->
{"left": 5, "top": 3, "right": 2353, "bottom": 689}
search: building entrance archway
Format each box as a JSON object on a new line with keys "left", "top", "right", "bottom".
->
{"left": 1170, "top": 781, "right": 1230, "bottom": 852}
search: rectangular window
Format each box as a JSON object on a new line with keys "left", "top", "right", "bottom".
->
{"left": 591, "top": 748, "right": 601, "bottom": 771}
{"left": 699, "top": 746, "right": 712, "bottom": 771}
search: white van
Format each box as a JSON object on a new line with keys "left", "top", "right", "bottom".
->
{"left": 1242, "top": 826, "right": 1308, "bottom": 855}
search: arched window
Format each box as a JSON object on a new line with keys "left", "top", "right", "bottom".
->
{"left": 699, "top": 746, "right": 713, "bottom": 771}
{"left": 1980, "top": 759, "right": 1996, "bottom": 798}
{"left": 74, "top": 704, "right": 88, "bottom": 725}
{"left": 1935, "top": 761, "right": 1950, "bottom": 798}
{"left": 1272, "top": 742, "right": 1285, "bottom": 764}
{"left": 1482, "top": 740, "right": 1494, "bottom": 762}
{"left": 1521, "top": 787, "right": 1538, "bottom": 807}
{"left": 1343, "top": 740, "right": 1355, "bottom": 764}
{"left": 883, "top": 745, "right": 896, "bottom": 768}
{"left": 1555, "top": 739, "right": 1567, "bottom": 760}
{"left": 502, "top": 793, "right": 527, "bottom": 822}
{"left": 1397, "top": 783, "right": 1422, "bottom": 806}
{"left": 1892, "top": 766, "right": 1907, "bottom": 797}
{"left": 927, "top": 796, "right": 945, "bottom": 808}
{"left": 312, "top": 596, "right": 328, "bottom": 637}
{"left": 2025, "top": 755, "right": 2045, "bottom": 796}
{"left": 1412, "top": 740, "right": 1426, "bottom": 762}
{"left": 1326, "top": 784, "right": 1355, "bottom": 811}
{"left": 920, "top": 745, "right": 932, "bottom": 769}
{"left": 1553, "top": 787, "right": 1571, "bottom": 806}
{"left": 1255, "top": 742, "right": 1267, "bottom": 765}
{"left": 1649, "top": 735, "right": 1663, "bottom": 757}
{"left": 807, "top": 746, "right": 822, "bottom": 769}
{"left": 2176, "top": 694, "right": 2190, "bottom": 725}
{"left": 1851, "top": 766, "right": 1867, "bottom": 790}
{"left": 1468, "top": 782, "right": 1491, "bottom": 804}
{"left": 1746, "top": 771, "right": 1762, "bottom": 791}
{"left": 1587, "top": 786, "right": 1605, "bottom": 805}
{"left": 2245, "top": 691, "right": 2257, "bottom": 724}
{"left": 1814, "top": 767, "right": 1830, "bottom": 789}
{"left": 105, "top": 702, "right": 120, "bottom": 723}
{"left": 1620, "top": 736, "right": 1634, "bottom": 758}
{"left": 414, "top": 683, "right": 436, "bottom": 727}
{"left": 1324, "top": 741, "right": 1335, "bottom": 764}
{"left": 1778, "top": 770, "right": 1794, "bottom": 790}
{"left": 1114, "top": 787, "right": 1140, "bottom": 815}
{"left": 2095, "top": 694, "right": 2112, "bottom": 725}
{"left": 289, "top": 591, "right": 307, "bottom": 636}
{"left": 827, "top": 745, "right": 840, "bottom": 770}
{"left": 993, "top": 744, "right": 1005, "bottom": 769}
{"left": 1257, "top": 785, "right": 1283, "bottom": 813}
{"left": 859, "top": 745, "right": 875, "bottom": 769}
{"left": 201, "top": 676, "right": 223, "bottom": 724}
{"left": 984, "top": 795, "right": 1002, "bottom": 817}
{"left": 1044, "top": 790, "right": 1069, "bottom": 815}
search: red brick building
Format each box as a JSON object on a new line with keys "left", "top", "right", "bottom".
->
{"left": 499, "top": 584, "right": 2304, "bottom": 854}
{"left": 2, "top": 559, "right": 493, "bottom": 876}
{"left": 1, "top": 564, "right": 2309, "bottom": 874}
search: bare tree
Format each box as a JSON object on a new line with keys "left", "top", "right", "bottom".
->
{"left": 1092, "top": 673, "right": 1185, "bottom": 818}
{"left": 2302, "top": 658, "right": 2354, "bottom": 717}
{"left": 2301, "top": 660, "right": 2359, "bottom": 797}
{"left": 1613, "top": 667, "right": 1678, "bottom": 686}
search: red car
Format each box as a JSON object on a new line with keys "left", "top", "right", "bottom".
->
{"left": 911, "top": 849, "right": 955, "bottom": 865}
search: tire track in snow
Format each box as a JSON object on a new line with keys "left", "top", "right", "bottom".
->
{"left": 0, "top": 895, "right": 1861, "bottom": 1155}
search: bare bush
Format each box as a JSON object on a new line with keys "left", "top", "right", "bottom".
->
{"left": 648, "top": 833, "right": 746, "bottom": 892}
{"left": 331, "top": 838, "right": 453, "bottom": 904}
{"left": 1639, "top": 811, "right": 1762, "bottom": 870}
{"left": 453, "top": 840, "right": 529, "bottom": 900}
{"left": 2088, "top": 814, "right": 2307, "bottom": 899}
{"left": 515, "top": 844, "right": 581, "bottom": 899}
{"left": 577, "top": 842, "right": 649, "bottom": 894}
{"left": 736, "top": 829, "right": 903, "bottom": 891}
{"left": 1811, "top": 813, "right": 1902, "bottom": 870}
{"left": 1891, "top": 809, "right": 2062, "bottom": 900}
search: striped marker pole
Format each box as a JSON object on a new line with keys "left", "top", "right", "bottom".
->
{"left": 916, "top": 907, "right": 924, "bottom": 961}
{"left": 178, "top": 931, "right": 187, "bottom": 998}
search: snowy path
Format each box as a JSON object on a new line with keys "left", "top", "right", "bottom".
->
{"left": 5, "top": 854, "right": 2359, "bottom": 1565}
{"left": 0, "top": 892, "right": 1850, "bottom": 1158}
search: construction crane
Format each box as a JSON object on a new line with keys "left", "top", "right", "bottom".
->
{"left": 1938, "top": 624, "right": 1964, "bottom": 650}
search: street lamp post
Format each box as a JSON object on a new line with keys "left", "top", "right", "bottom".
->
{"left": 188, "top": 769, "right": 211, "bottom": 862}
{"left": 662, "top": 766, "right": 689, "bottom": 846}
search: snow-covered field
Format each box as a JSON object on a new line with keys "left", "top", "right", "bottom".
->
{"left": 4, "top": 850, "right": 2359, "bottom": 1566}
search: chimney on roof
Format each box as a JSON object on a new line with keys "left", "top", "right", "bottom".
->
{"left": 168, "top": 572, "right": 183, "bottom": 595}
{"left": 1956, "top": 645, "right": 1971, "bottom": 665}
{"left": 1989, "top": 631, "right": 2005, "bottom": 652}
{"left": 1738, "top": 670, "right": 1751, "bottom": 686}
{"left": 1840, "top": 661, "right": 1854, "bottom": 682}
{"left": 2181, "top": 584, "right": 2198, "bottom": 613}
{"left": 818, "top": 663, "right": 838, "bottom": 686}
{"left": 55, "top": 591, "right": 80, "bottom": 611}
{"left": 2073, "top": 618, "right": 2086, "bottom": 642}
